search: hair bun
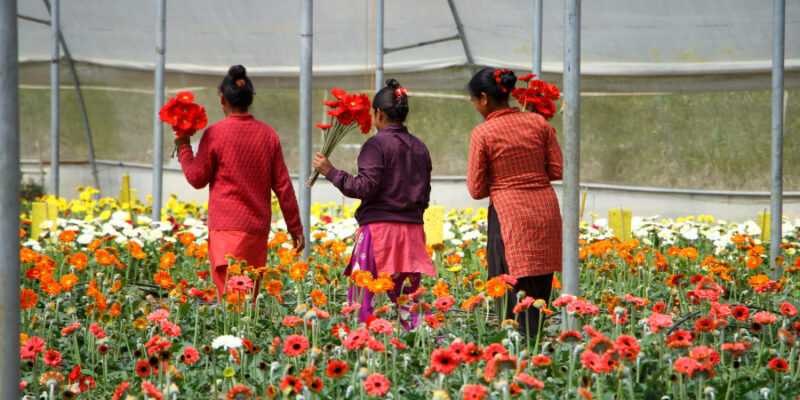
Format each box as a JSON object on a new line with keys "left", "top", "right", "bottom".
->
{"left": 228, "top": 65, "right": 247, "bottom": 80}
{"left": 499, "top": 70, "right": 517, "bottom": 90}
{"left": 385, "top": 78, "right": 402, "bottom": 90}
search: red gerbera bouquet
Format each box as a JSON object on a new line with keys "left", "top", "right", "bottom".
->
{"left": 305, "top": 88, "right": 372, "bottom": 187}
{"left": 512, "top": 74, "right": 560, "bottom": 120}
{"left": 158, "top": 91, "right": 208, "bottom": 156}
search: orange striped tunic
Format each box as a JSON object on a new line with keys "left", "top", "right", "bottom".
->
{"left": 467, "top": 107, "right": 563, "bottom": 278}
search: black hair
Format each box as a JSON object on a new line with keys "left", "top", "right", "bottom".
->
{"left": 218, "top": 65, "right": 254, "bottom": 111}
{"left": 372, "top": 78, "right": 409, "bottom": 123}
{"left": 468, "top": 67, "right": 517, "bottom": 103}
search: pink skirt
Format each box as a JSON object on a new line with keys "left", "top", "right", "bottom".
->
{"left": 365, "top": 222, "right": 436, "bottom": 277}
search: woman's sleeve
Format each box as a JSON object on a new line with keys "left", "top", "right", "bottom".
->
{"left": 545, "top": 125, "right": 563, "bottom": 181}
{"left": 179, "top": 131, "right": 215, "bottom": 189}
{"left": 325, "top": 139, "right": 384, "bottom": 200}
{"left": 270, "top": 139, "right": 303, "bottom": 237}
{"left": 467, "top": 130, "right": 490, "bottom": 200}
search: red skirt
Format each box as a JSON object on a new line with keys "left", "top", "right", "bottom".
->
{"left": 208, "top": 230, "right": 269, "bottom": 300}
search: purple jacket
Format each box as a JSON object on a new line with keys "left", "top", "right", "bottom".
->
{"left": 326, "top": 124, "right": 432, "bottom": 225}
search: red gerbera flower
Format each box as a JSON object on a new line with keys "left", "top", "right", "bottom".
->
{"left": 325, "top": 360, "right": 349, "bottom": 378}
{"left": 780, "top": 302, "right": 798, "bottom": 317}
{"left": 694, "top": 317, "right": 715, "bottom": 332}
{"left": 183, "top": 346, "right": 200, "bottom": 365}
{"left": 282, "top": 334, "right": 309, "bottom": 358}
{"left": 176, "top": 91, "right": 194, "bottom": 104}
{"left": 462, "top": 383, "right": 488, "bottom": 400}
{"left": 43, "top": 349, "right": 62, "bottom": 367}
{"left": 483, "top": 343, "right": 507, "bottom": 362}
{"left": 141, "top": 380, "right": 162, "bottom": 400}
{"left": 308, "top": 377, "right": 323, "bottom": 392}
{"left": 732, "top": 305, "right": 750, "bottom": 321}
{"left": 463, "top": 343, "right": 483, "bottom": 364}
{"left": 279, "top": 375, "right": 303, "bottom": 393}
{"left": 768, "top": 357, "right": 789, "bottom": 372}
{"left": 136, "top": 359, "right": 151, "bottom": 378}
{"left": 430, "top": 348, "right": 459, "bottom": 375}
{"left": 226, "top": 384, "right": 253, "bottom": 400}
{"left": 112, "top": 381, "right": 130, "bottom": 400}
{"left": 363, "top": 373, "right": 390, "bottom": 397}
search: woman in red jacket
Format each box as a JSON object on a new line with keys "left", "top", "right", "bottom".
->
{"left": 175, "top": 65, "right": 304, "bottom": 301}
{"left": 467, "top": 68, "right": 563, "bottom": 338}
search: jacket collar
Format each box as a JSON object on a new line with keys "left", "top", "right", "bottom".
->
{"left": 486, "top": 107, "right": 521, "bottom": 121}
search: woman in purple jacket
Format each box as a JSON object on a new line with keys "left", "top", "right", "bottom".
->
{"left": 313, "top": 79, "right": 435, "bottom": 330}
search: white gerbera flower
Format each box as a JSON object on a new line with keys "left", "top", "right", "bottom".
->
{"left": 211, "top": 335, "right": 243, "bottom": 350}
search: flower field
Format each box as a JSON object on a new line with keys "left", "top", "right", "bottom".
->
{"left": 19, "top": 189, "right": 800, "bottom": 399}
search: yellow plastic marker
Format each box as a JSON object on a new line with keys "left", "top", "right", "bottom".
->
{"left": 120, "top": 174, "right": 130, "bottom": 205}
{"left": 46, "top": 200, "right": 58, "bottom": 231}
{"left": 31, "top": 202, "right": 46, "bottom": 238}
{"left": 758, "top": 211, "right": 770, "bottom": 242}
{"left": 609, "top": 209, "right": 632, "bottom": 241}
{"left": 579, "top": 189, "right": 587, "bottom": 220}
{"left": 423, "top": 206, "right": 445, "bottom": 246}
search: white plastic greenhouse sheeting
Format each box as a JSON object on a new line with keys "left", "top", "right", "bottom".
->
{"left": 22, "top": 160, "right": 800, "bottom": 222}
{"left": 17, "top": 0, "right": 800, "bottom": 92}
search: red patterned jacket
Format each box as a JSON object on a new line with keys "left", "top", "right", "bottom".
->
{"left": 179, "top": 114, "right": 302, "bottom": 237}
{"left": 467, "top": 107, "right": 563, "bottom": 278}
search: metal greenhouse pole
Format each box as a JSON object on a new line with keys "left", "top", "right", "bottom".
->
{"left": 375, "top": 0, "right": 384, "bottom": 94}
{"left": 42, "top": 0, "right": 100, "bottom": 191}
{"left": 532, "top": 0, "right": 543, "bottom": 77}
{"left": 770, "top": 0, "right": 785, "bottom": 279}
{"left": 50, "top": 0, "right": 59, "bottom": 196}
{"left": 561, "top": 0, "right": 581, "bottom": 328}
{"left": 0, "top": 0, "right": 21, "bottom": 396}
{"left": 299, "top": 0, "right": 313, "bottom": 259}
{"left": 151, "top": 0, "right": 166, "bottom": 222}
{"left": 446, "top": 0, "right": 476, "bottom": 74}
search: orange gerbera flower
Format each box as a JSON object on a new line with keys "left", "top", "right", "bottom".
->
{"left": 41, "top": 278, "right": 61, "bottom": 296}
{"left": 59, "top": 273, "right": 78, "bottom": 291}
{"left": 667, "top": 246, "right": 681, "bottom": 257}
{"left": 58, "top": 230, "right": 77, "bottom": 243}
{"left": 269, "top": 232, "right": 289, "bottom": 249}
{"left": 731, "top": 233, "right": 747, "bottom": 244}
{"left": 95, "top": 249, "right": 114, "bottom": 266}
{"left": 109, "top": 303, "right": 122, "bottom": 317}
{"left": 154, "top": 270, "right": 176, "bottom": 289}
{"left": 351, "top": 270, "right": 373, "bottom": 288}
{"left": 179, "top": 232, "right": 196, "bottom": 246}
{"left": 20, "top": 247, "right": 40, "bottom": 264}
{"left": 432, "top": 281, "right": 450, "bottom": 297}
{"left": 69, "top": 252, "right": 88, "bottom": 270}
{"left": 127, "top": 241, "right": 147, "bottom": 260}
{"left": 485, "top": 277, "right": 507, "bottom": 298}
{"left": 748, "top": 245, "right": 766, "bottom": 257}
{"left": 552, "top": 274, "right": 562, "bottom": 290}
{"left": 160, "top": 252, "right": 176, "bottom": 269}
{"left": 265, "top": 279, "right": 283, "bottom": 297}
{"left": 194, "top": 242, "right": 209, "bottom": 260}
{"left": 290, "top": 261, "right": 309, "bottom": 281}
{"left": 310, "top": 289, "right": 327, "bottom": 306}
{"left": 445, "top": 253, "right": 462, "bottom": 266}
{"left": 680, "top": 247, "right": 698, "bottom": 260}
{"left": 746, "top": 256, "right": 762, "bottom": 269}
{"left": 368, "top": 274, "right": 395, "bottom": 294}
{"left": 20, "top": 288, "right": 38, "bottom": 310}
{"left": 747, "top": 274, "right": 770, "bottom": 289}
